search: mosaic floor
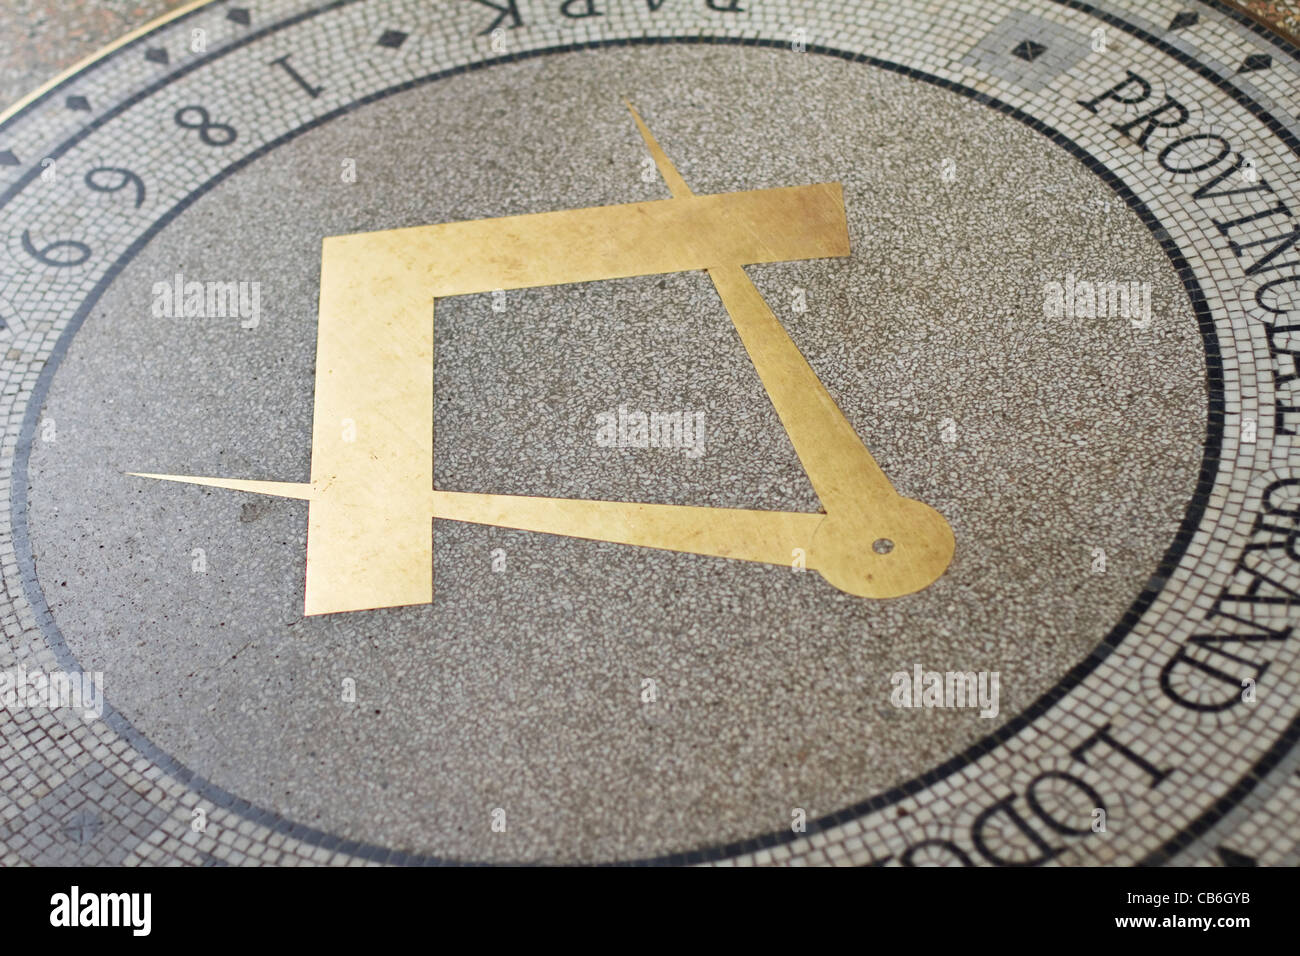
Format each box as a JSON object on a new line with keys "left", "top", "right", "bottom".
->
{"left": 0, "top": 0, "right": 1298, "bottom": 866}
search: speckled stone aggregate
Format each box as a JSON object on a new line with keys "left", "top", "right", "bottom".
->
{"left": 0, "top": 0, "right": 1297, "bottom": 866}
{"left": 0, "top": 0, "right": 193, "bottom": 111}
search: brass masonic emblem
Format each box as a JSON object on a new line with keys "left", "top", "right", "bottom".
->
{"left": 133, "top": 105, "right": 955, "bottom": 615}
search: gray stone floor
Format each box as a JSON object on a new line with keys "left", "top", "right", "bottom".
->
{"left": 0, "top": 0, "right": 1298, "bottom": 866}
{"left": 0, "top": 0, "right": 191, "bottom": 112}
{"left": 26, "top": 45, "right": 1206, "bottom": 862}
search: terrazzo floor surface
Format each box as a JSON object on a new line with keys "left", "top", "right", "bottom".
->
{"left": 0, "top": 0, "right": 1297, "bottom": 866}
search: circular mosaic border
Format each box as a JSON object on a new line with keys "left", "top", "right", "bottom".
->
{"left": 1, "top": 0, "right": 1297, "bottom": 866}
{"left": 13, "top": 37, "right": 1227, "bottom": 866}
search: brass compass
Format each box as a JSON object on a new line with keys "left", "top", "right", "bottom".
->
{"left": 134, "top": 104, "right": 955, "bottom": 614}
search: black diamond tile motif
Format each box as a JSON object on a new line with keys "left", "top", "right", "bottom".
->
{"left": 377, "top": 29, "right": 408, "bottom": 49}
{"left": 227, "top": 8, "right": 251, "bottom": 26}
{"left": 145, "top": 47, "right": 169, "bottom": 65}
{"left": 1238, "top": 53, "right": 1272, "bottom": 73}
{"left": 65, "top": 95, "right": 90, "bottom": 111}
{"left": 1168, "top": 11, "right": 1199, "bottom": 30}
{"left": 1010, "top": 39, "right": 1047, "bottom": 63}
{"left": 0, "top": 150, "right": 18, "bottom": 166}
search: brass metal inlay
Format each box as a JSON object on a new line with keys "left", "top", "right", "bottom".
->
{"left": 133, "top": 104, "right": 955, "bottom": 615}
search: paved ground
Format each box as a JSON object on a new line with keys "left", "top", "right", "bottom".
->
{"left": 3, "top": 0, "right": 1298, "bottom": 115}
{"left": 0, "top": 1, "right": 192, "bottom": 111}
{"left": 0, "top": 0, "right": 1298, "bottom": 866}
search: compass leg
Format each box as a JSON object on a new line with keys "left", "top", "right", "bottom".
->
{"left": 303, "top": 237, "right": 435, "bottom": 615}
